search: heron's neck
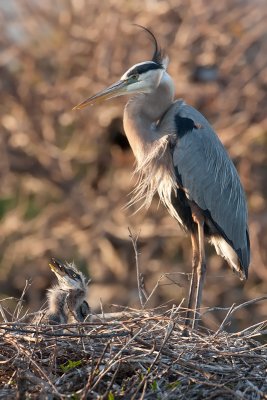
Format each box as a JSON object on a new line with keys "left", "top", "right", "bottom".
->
{"left": 123, "top": 72, "right": 175, "bottom": 164}
{"left": 68, "top": 289, "right": 85, "bottom": 308}
{"left": 48, "top": 287, "right": 66, "bottom": 313}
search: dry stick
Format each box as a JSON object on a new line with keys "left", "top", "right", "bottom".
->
{"left": 140, "top": 274, "right": 148, "bottom": 303}
{"left": 128, "top": 227, "right": 145, "bottom": 308}
{"left": 0, "top": 304, "right": 8, "bottom": 323}
{"left": 131, "top": 306, "right": 177, "bottom": 400}
{"left": 102, "top": 360, "right": 122, "bottom": 399}
{"left": 49, "top": 339, "right": 59, "bottom": 377}
{"left": 13, "top": 280, "right": 31, "bottom": 320}
{"left": 90, "top": 324, "right": 150, "bottom": 392}
{"left": 230, "top": 342, "right": 267, "bottom": 355}
{"left": 7, "top": 370, "right": 16, "bottom": 387}
{"left": 133, "top": 331, "right": 245, "bottom": 378}
{"left": 18, "top": 370, "right": 53, "bottom": 393}
{"left": 169, "top": 298, "right": 185, "bottom": 324}
{"left": 168, "top": 365, "right": 244, "bottom": 400}
{"left": 13, "top": 339, "right": 61, "bottom": 398}
{"left": 202, "top": 306, "right": 232, "bottom": 315}
{"left": 99, "top": 297, "right": 105, "bottom": 319}
{"left": 2, "top": 313, "right": 167, "bottom": 330}
{"left": 123, "top": 373, "right": 143, "bottom": 398}
{"left": 80, "top": 356, "right": 96, "bottom": 400}
{"left": 214, "top": 303, "right": 236, "bottom": 336}
{"left": 0, "top": 325, "right": 130, "bottom": 339}
{"left": 81, "top": 342, "right": 110, "bottom": 400}
{"left": 0, "top": 352, "right": 17, "bottom": 365}
{"left": 144, "top": 273, "right": 185, "bottom": 308}
{"left": 216, "top": 296, "right": 267, "bottom": 335}
{"left": 143, "top": 274, "right": 165, "bottom": 307}
{"left": 139, "top": 378, "right": 148, "bottom": 400}
{"left": 230, "top": 320, "right": 267, "bottom": 338}
{"left": 246, "top": 380, "right": 267, "bottom": 400}
{"left": 230, "top": 295, "right": 267, "bottom": 312}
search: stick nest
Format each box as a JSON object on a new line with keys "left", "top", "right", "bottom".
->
{"left": 1, "top": 305, "right": 267, "bottom": 399}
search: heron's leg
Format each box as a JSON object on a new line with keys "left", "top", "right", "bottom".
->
{"left": 184, "top": 232, "right": 199, "bottom": 327}
{"left": 193, "top": 216, "right": 206, "bottom": 329}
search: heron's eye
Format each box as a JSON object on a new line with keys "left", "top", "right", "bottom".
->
{"left": 72, "top": 272, "right": 81, "bottom": 281}
{"left": 128, "top": 74, "right": 139, "bottom": 83}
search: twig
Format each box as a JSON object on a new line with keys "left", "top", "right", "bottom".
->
{"left": 215, "top": 296, "right": 267, "bottom": 334}
{"left": 0, "top": 304, "right": 8, "bottom": 323}
{"left": 90, "top": 324, "right": 150, "bottom": 391}
{"left": 246, "top": 380, "right": 267, "bottom": 399}
{"left": 144, "top": 273, "right": 184, "bottom": 308}
{"left": 0, "top": 325, "right": 130, "bottom": 339}
{"left": 128, "top": 227, "right": 145, "bottom": 309}
{"left": 230, "top": 320, "right": 267, "bottom": 338}
{"left": 13, "top": 280, "right": 31, "bottom": 321}
{"left": 102, "top": 360, "right": 122, "bottom": 399}
{"left": 131, "top": 306, "right": 177, "bottom": 399}
{"left": 13, "top": 341, "right": 61, "bottom": 398}
{"left": 214, "top": 303, "right": 236, "bottom": 336}
{"left": 81, "top": 342, "right": 110, "bottom": 400}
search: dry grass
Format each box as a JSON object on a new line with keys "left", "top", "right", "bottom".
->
{"left": 0, "top": 297, "right": 267, "bottom": 399}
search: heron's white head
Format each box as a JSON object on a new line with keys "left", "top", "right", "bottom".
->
{"left": 73, "top": 60, "right": 168, "bottom": 110}
{"left": 73, "top": 26, "right": 169, "bottom": 110}
{"left": 49, "top": 258, "right": 88, "bottom": 291}
{"left": 121, "top": 60, "right": 168, "bottom": 92}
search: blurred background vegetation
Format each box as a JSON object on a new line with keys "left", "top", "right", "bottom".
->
{"left": 0, "top": 0, "right": 266, "bottom": 330}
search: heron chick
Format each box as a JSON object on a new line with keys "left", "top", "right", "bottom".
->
{"left": 73, "top": 26, "right": 250, "bottom": 328}
{"left": 45, "top": 258, "right": 90, "bottom": 325}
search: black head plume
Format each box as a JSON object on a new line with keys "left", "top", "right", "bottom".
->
{"left": 133, "top": 24, "right": 164, "bottom": 67}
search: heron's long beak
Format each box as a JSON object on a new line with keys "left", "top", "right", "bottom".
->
{"left": 49, "top": 258, "right": 66, "bottom": 277}
{"left": 72, "top": 80, "right": 128, "bottom": 110}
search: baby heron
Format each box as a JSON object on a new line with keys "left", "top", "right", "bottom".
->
{"left": 45, "top": 258, "right": 90, "bottom": 325}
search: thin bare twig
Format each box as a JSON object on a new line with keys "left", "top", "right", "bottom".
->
{"left": 13, "top": 280, "right": 31, "bottom": 321}
{"left": 128, "top": 227, "right": 146, "bottom": 309}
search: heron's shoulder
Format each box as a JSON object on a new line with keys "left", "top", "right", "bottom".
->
{"left": 161, "top": 99, "right": 216, "bottom": 138}
{"left": 172, "top": 100, "right": 215, "bottom": 129}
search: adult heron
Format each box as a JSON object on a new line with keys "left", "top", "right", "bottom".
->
{"left": 73, "top": 26, "right": 250, "bottom": 328}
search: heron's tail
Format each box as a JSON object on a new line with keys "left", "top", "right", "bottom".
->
{"left": 210, "top": 236, "right": 248, "bottom": 281}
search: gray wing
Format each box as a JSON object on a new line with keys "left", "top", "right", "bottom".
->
{"left": 76, "top": 300, "right": 91, "bottom": 322}
{"left": 167, "top": 101, "right": 250, "bottom": 270}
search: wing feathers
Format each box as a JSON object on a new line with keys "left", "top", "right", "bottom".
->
{"left": 169, "top": 102, "right": 250, "bottom": 271}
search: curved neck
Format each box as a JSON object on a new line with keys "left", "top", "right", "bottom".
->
{"left": 123, "top": 72, "right": 175, "bottom": 164}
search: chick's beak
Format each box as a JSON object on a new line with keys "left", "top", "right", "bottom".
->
{"left": 72, "top": 80, "right": 128, "bottom": 110}
{"left": 49, "top": 258, "right": 66, "bottom": 277}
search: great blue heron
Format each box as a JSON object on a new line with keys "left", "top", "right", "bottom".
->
{"left": 73, "top": 26, "right": 250, "bottom": 328}
{"left": 45, "top": 258, "right": 90, "bottom": 324}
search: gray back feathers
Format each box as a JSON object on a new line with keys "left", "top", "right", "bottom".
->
{"left": 164, "top": 101, "right": 250, "bottom": 273}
